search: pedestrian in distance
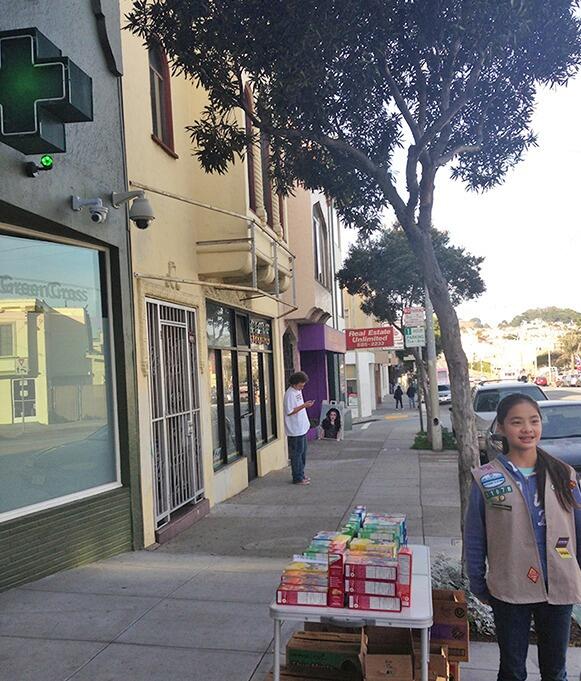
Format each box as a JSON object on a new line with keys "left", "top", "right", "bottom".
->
{"left": 406, "top": 383, "right": 416, "bottom": 409}
{"left": 393, "top": 384, "right": 403, "bottom": 409}
{"left": 284, "top": 371, "right": 314, "bottom": 485}
{"left": 465, "top": 393, "right": 581, "bottom": 681}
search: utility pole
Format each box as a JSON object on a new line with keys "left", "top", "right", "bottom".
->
{"left": 425, "top": 285, "right": 442, "bottom": 451}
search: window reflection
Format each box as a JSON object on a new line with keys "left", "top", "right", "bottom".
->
{"left": 0, "top": 233, "right": 117, "bottom": 515}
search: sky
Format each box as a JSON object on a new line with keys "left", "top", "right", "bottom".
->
{"left": 343, "top": 73, "right": 581, "bottom": 325}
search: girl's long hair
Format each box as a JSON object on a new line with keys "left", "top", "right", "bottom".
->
{"left": 497, "top": 393, "right": 578, "bottom": 512}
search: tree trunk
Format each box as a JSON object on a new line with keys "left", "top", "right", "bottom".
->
{"left": 411, "top": 347, "right": 432, "bottom": 439}
{"left": 404, "top": 227, "right": 480, "bottom": 538}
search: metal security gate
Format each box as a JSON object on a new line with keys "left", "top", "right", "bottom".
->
{"left": 146, "top": 300, "right": 204, "bottom": 528}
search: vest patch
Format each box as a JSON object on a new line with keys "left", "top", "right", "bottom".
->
{"left": 484, "top": 485, "right": 513, "bottom": 502}
{"left": 481, "top": 472, "right": 506, "bottom": 489}
{"left": 527, "top": 567, "right": 540, "bottom": 583}
{"left": 556, "top": 537, "right": 572, "bottom": 559}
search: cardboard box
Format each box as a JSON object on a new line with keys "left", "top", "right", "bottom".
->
{"left": 287, "top": 631, "right": 362, "bottom": 675}
{"left": 449, "top": 661, "right": 461, "bottom": 681}
{"left": 411, "top": 642, "right": 449, "bottom": 681}
{"left": 431, "top": 590, "right": 469, "bottom": 662}
{"left": 348, "top": 594, "right": 401, "bottom": 612}
{"left": 396, "top": 548, "right": 412, "bottom": 608}
{"left": 345, "top": 579, "right": 396, "bottom": 596}
{"left": 360, "top": 627, "right": 414, "bottom": 680}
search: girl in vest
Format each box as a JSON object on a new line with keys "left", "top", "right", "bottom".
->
{"left": 465, "top": 393, "right": 581, "bottom": 681}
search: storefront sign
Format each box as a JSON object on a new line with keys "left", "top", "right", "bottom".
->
{"left": 346, "top": 327, "right": 395, "bottom": 350}
{"left": 0, "top": 275, "right": 89, "bottom": 303}
{"left": 403, "top": 306, "right": 425, "bottom": 327}
{"left": 0, "top": 28, "right": 93, "bottom": 154}
{"left": 404, "top": 326, "right": 426, "bottom": 348}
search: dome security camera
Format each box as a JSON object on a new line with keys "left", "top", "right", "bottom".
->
{"left": 89, "top": 205, "right": 109, "bottom": 223}
{"left": 71, "top": 196, "right": 109, "bottom": 224}
{"left": 129, "top": 195, "right": 155, "bottom": 230}
{"left": 111, "top": 190, "right": 155, "bottom": 230}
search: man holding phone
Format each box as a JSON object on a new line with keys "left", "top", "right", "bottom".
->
{"left": 284, "top": 371, "right": 314, "bottom": 485}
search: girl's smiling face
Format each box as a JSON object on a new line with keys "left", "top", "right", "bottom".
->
{"left": 498, "top": 401, "right": 542, "bottom": 454}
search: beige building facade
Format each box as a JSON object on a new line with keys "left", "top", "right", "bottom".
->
{"left": 121, "top": 15, "right": 293, "bottom": 545}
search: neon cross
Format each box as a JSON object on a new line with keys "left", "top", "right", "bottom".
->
{"left": 0, "top": 35, "right": 65, "bottom": 136}
{"left": 0, "top": 28, "right": 93, "bottom": 154}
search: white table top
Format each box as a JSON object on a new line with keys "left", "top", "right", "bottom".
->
{"left": 270, "top": 544, "right": 433, "bottom": 628}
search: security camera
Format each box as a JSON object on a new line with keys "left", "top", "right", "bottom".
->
{"left": 129, "top": 195, "right": 155, "bottom": 230}
{"left": 89, "top": 205, "right": 109, "bottom": 223}
{"left": 111, "top": 190, "right": 156, "bottom": 230}
{"left": 71, "top": 196, "right": 109, "bottom": 224}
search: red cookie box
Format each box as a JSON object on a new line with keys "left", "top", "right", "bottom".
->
{"left": 344, "top": 556, "right": 398, "bottom": 581}
{"left": 347, "top": 594, "right": 402, "bottom": 611}
{"left": 277, "top": 586, "right": 328, "bottom": 606}
{"left": 327, "top": 586, "right": 346, "bottom": 608}
{"left": 397, "top": 546, "right": 413, "bottom": 607}
{"left": 344, "top": 579, "right": 396, "bottom": 596}
{"left": 328, "top": 550, "right": 345, "bottom": 588}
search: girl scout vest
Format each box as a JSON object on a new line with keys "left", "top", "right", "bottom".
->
{"left": 472, "top": 458, "right": 581, "bottom": 604}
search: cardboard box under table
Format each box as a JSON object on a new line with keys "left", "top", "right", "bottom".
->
{"left": 430, "top": 589, "right": 469, "bottom": 662}
{"left": 270, "top": 545, "right": 433, "bottom": 681}
{"left": 287, "top": 631, "right": 362, "bottom": 676}
{"left": 361, "top": 627, "right": 414, "bottom": 681}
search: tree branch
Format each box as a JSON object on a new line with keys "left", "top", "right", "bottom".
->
{"left": 375, "top": 51, "right": 421, "bottom": 143}
{"left": 436, "top": 144, "right": 482, "bottom": 167}
{"left": 416, "top": 53, "right": 486, "bottom": 154}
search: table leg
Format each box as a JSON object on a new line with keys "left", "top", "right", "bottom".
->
{"left": 420, "top": 627, "right": 429, "bottom": 681}
{"left": 273, "top": 619, "right": 282, "bottom": 681}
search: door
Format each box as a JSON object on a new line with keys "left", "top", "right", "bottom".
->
{"left": 146, "top": 300, "right": 205, "bottom": 528}
{"left": 237, "top": 351, "right": 258, "bottom": 480}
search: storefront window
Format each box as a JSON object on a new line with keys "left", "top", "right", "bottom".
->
{"left": 0, "top": 232, "right": 118, "bottom": 517}
{"left": 209, "top": 350, "right": 222, "bottom": 469}
{"left": 207, "top": 301, "right": 277, "bottom": 471}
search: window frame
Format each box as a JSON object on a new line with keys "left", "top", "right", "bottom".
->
{"left": 313, "top": 204, "right": 331, "bottom": 289}
{"left": 207, "top": 301, "right": 277, "bottom": 471}
{"left": 260, "top": 132, "right": 274, "bottom": 227}
{"left": 149, "top": 43, "right": 177, "bottom": 157}
{"left": 244, "top": 87, "right": 257, "bottom": 213}
{"left": 0, "top": 230, "right": 122, "bottom": 524}
{"left": 0, "top": 322, "right": 15, "bottom": 357}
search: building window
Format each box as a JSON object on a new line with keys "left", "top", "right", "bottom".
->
{"left": 278, "top": 194, "right": 286, "bottom": 239}
{"left": 149, "top": 43, "right": 175, "bottom": 153}
{"left": 207, "top": 302, "right": 276, "bottom": 471}
{"left": 0, "top": 324, "right": 14, "bottom": 356}
{"left": 0, "top": 232, "right": 119, "bottom": 519}
{"left": 260, "top": 132, "right": 273, "bottom": 227}
{"left": 313, "top": 204, "right": 331, "bottom": 289}
{"left": 244, "top": 88, "right": 257, "bottom": 213}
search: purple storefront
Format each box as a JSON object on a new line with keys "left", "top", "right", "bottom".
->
{"left": 298, "top": 324, "right": 346, "bottom": 438}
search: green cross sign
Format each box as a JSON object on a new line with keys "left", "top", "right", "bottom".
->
{"left": 0, "top": 28, "right": 93, "bottom": 154}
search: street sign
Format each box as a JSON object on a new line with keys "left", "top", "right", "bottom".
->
{"left": 403, "top": 307, "right": 425, "bottom": 327}
{"left": 15, "top": 357, "right": 28, "bottom": 375}
{"left": 404, "top": 326, "right": 426, "bottom": 348}
{"left": 346, "top": 326, "right": 395, "bottom": 350}
{"left": 392, "top": 328, "right": 404, "bottom": 350}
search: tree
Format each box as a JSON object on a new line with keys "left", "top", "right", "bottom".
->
{"left": 126, "top": 1, "right": 581, "bottom": 522}
{"left": 337, "top": 225, "right": 485, "bottom": 433}
{"left": 556, "top": 328, "right": 581, "bottom": 369}
{"left": 510, "top": 307, "right": 581, "bottom": 326}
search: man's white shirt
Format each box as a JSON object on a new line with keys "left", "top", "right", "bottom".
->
{"left": 284, "top": 386, "right": 310, "bottom": 436}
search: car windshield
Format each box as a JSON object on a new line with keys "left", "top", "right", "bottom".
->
{"left": 474, "top": 385, "right": 547, "bottom": 413}
{"left": 541, "top": 405, "right": 581, "bottom": 440}
{"left": 438, "top": 385, "right": 450, "bottom": 392}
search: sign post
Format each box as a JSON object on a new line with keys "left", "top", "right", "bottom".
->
{"left": 404, "top": 326, "right": 426, "bottom": 348}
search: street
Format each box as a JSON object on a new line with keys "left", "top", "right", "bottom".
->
{"left": 1, "top": 397, "right": 579, "bottom": 681}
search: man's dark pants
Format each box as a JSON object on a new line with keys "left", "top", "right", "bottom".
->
{"left": 490, "top": 596, "right": 572, "bottom": 681}
{"left": 287, "top": 434, "right": 307, "bottom": 482}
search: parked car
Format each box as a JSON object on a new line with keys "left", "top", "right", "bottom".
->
{"left": 561, "top": 373, "right": 581, "bottom": 387}
{"left": 450, "top": 381, "right": 548, "bottom": 451}
{"left": 485, "top": 400, "right": 581, "bottom": 477}
{"left": 437, "top": 384, "right": 451, "bottom": 404}
{"left": 534, "top": 375, "right": 548, "bottom": 387}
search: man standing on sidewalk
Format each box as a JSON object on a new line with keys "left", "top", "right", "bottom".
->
{"left": 284, "top": 371, "right": 314, "bottom": 485}
{"left": 406, "top": 383, "right": 417, "bottom": 409}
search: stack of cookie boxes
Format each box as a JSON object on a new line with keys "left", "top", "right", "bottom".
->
{"left": 276, "top": 507, "right": 413, "bottom": 611}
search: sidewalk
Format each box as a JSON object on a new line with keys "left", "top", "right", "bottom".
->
{"left": 1, "top": 404, "right": 579, "bottom": 681}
